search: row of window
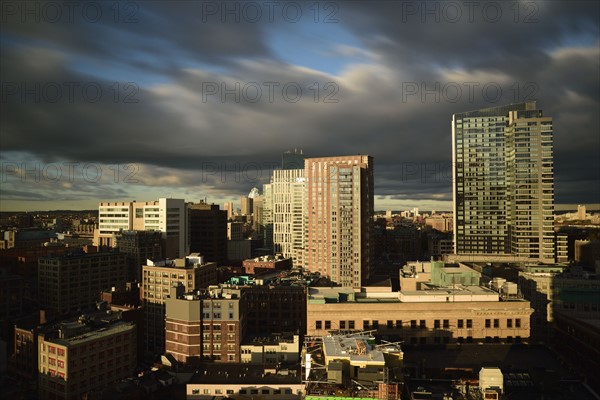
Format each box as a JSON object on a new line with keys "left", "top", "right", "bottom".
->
{"left": 315, "top": 318, "right": 522, "bottom": 330}
{"left": 191, "top": 388, "right": 296, "bottom": 395}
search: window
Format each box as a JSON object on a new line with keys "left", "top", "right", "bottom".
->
{"left": 443, "top": 320, "right": 449, "bottom": 329}
{"left": 493, "top": 319, "right": 499, "bottom": 328}
{"left": 458, "top": 319, "right": 464, "bottom": 328}
{"left": 485, "top": 319, "right": 491, "bottom": 328}
{"left": 364, "top": 321, "right": 370, "bottom": 329}
{"left": 316, "top": 321, "right": 322, "bottom": 330}
{"left": 340, "top": 321, "right": 346, "bottom": 329}
{"left": 507, "top": 319, "right": 513, "bottom": 328}
{"left": 349, "top": 320, "right": 355, "bottom": 329}
{"left": 434, "top": 320, "right": 440, "bottom": 329}
{"left": 372, "top": 320, "right": 379, "bottom": 329}
{"left": 396, "top": 320, "right": 402, "bottom": 328}
{"left": 466, "top": 319, "right": 472, "bottom": 328}
{"left": 325, "top": 321, "right": 331, "bottom": 329}
{"left": 515, "top": 319, "right": 521, "bottom": 328}
{"left": 411, "top": 320, "right": 417, "bottom": 328}
{"left": 420, "top": 320, "right": 426, "bottom": 328}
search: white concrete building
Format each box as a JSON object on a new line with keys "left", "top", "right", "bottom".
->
{"left": 95, "top": 198, "right": 188, "bottom": 258}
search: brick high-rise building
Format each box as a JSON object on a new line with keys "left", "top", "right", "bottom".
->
{"left": 164, "top": 282, "right": 306, "bottom": 366}
{"left": 304, "top": 155, "right": 374, "bottom": 288}
{"left": 164, "top": 285, "right": 245, "bottom": 364}
{"left": 141, "top": 254, "right": 218, "bottom": 355}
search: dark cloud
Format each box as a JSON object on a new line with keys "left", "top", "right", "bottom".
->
{"left": 1, "top": 1, "right": 598, "bottom": 209}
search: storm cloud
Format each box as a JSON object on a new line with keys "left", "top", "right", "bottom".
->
{"left": 1, "top": 0, "right": 598, "bottom": 210}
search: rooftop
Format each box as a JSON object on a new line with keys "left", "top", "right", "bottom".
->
{"left": 189, "top": 363, "right": 301, "bottom": 385}
{"left": 322, "top": 333, "right": 401, "bottom": 367}
{"left": 43, "top": 314, "right": 135, "bottom": 347}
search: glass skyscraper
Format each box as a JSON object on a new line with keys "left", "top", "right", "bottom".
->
{"left": 452, "top": 101, "right": 554, "bottom": 262}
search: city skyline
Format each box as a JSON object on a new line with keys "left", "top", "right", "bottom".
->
{"left": 1, "top": 1, "right": 599, "bottom": 211}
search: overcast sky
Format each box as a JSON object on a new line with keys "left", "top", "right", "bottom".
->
{"left": 1, "top": 1, "right": 598, "bottom": 211}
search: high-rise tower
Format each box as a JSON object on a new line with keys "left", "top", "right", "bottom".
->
{"left": 304, "top": 155, "right": 374, "bottom": 287}
{"left": 452, "top": 101, "right": 554, "bottom": 262}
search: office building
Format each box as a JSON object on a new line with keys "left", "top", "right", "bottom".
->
{"left": 270, "top": 168, "right": 306, "bottom": 267}
{"left": 261, "top": 183, "right": 274, "bottom": 251}
{"left": 307, "top": 285, "right": 533, "bottom": 343}
{"left": 304, "top": 155, "right": 374, "bottom": 288}
{"left": 227, "top": 222, "right": 244, "bottom": 241}
{"left": 141, "top": 254, "right": 218, "bottom": 355}
{"left": 452, "top": 101, "right": 554, "bottom": 262}
{"left": 95, "top": 198, "right": 188, "bottom": 259}
{"left": 240, "top": 196, "right": 253, "bottom": 217}
{"left": 38, "top": 251, "right": 129, "bottom": 315}
{"left": 189, "top": 202, "right": 227, "bottom": 265}
{"left": 223, "top": 202, "right": 234, "bottom": 220}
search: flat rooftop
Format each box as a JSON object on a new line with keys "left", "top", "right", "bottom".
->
{"left": 308, "top": 285, "right": 515, "bottom": 303}
{"left": 47, "top": 320, "right": 134, "bottom": 346}
{"left": 189, "top": 363, "right": 301, "bottom": 385}
{"left": 322, "top": 334, "right": 389, "bottom": 366}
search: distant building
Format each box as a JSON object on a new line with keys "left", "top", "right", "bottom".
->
{"left": 270, "top": 168, "right": 305, "bottom": 268}
{"left": 242, "top": 255, "right": 291, "bottom": 274}
{"left": 141, "top": 254, "right": 218, "bottom": 355}
{"left": 261, "top": 183, "right": 274, "bottom": 251}
{"left": 189, "top": 202, "right": 227, "bottom": 265}
{"left": 240, "top": 196, "right": 253, "bottom": 217}
{"left": 427, "top": 234, "right": 454, "bottom": 258}
{"left": 424, "top": 214, "right": 453, "bottom": 232}
{"left": 0, "top": 269, "right": 24, "bottom": 321}
{"left": 223, "top": 202, "right": 234, "bottom": 220}
{"left": 577, "top": 204, "right": 587, "bottom": 220}
{"left": 282, "top": 148, "right": 305, "bottom": 170}
{"left": 115, "top": 230, "right": 162, "bottom": 282}
{"left": 38, "top": 250, "right": 129, "bottom": 315}
{"left": 575, "top": 240, "right": 600, "bottom": 268}
{"left": 240, "top": 334, "right": 299, "bottom": 364}
{"left": 304, "top": 155, "right": 374, "bottom": 288}
{"left": 37, "top": 315, "right": 137, "bottom": 400}
{"left": 227, "top": 222, "right": 244, "bottom": 241}
{"left": 95, "top": 198, "right": 188, "bottom": 259}
{"left": 0, "top": 229, "right": 58, "bottom": 250}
